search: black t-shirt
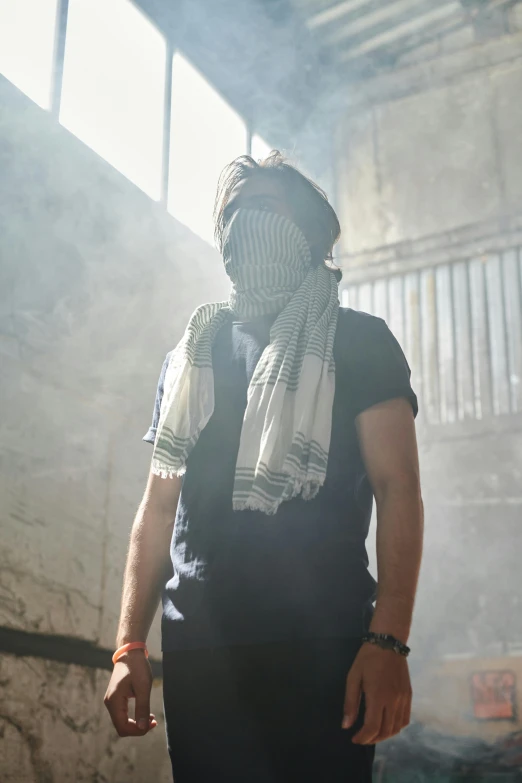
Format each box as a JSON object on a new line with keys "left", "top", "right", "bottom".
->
{"left": 144, "top": 307, "right": 418, "bottom": 652}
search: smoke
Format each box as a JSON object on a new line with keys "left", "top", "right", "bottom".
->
{"left": 376, "top": 721, "right": 522, "bottom": 781}
{"left": 2, "top": 0, "right": 522, "bottom": 778}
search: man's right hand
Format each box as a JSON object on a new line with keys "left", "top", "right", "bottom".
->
{"left": 104, "top": 650, "right": 157, "bottom": 737}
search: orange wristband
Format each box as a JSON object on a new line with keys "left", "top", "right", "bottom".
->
{"left": 112, "top": 641, "right": 149, "bottom": 664}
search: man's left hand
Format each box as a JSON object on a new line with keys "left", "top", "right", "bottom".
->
{"left": 342, "top": 643, "right": 412, "bottom": 744}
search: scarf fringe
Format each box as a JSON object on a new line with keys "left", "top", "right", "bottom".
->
{"left": 232, "top": 474, "right": 324, "bottom": 515}
{"left": 151, "top": 460, "right": 187, "bottom": 480}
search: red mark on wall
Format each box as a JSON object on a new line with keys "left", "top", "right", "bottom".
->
{"left": 471, "top": 670, "right": 516, "bottom": 720}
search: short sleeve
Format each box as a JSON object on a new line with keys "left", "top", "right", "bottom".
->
{"left": 142, "top": 353, "right": 171, "bottom": 445}
{"left": 340, "top": 311, "right": 418, "bottom": 420}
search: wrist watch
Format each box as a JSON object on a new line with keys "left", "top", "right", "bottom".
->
{"left": 361, "top": 632, "right": 410, "bottom": 657}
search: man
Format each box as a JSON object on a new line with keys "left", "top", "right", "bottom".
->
{"left": 104, "top": 151, "right": 423, "bottom": 782}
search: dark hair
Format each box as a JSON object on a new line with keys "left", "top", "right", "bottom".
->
{"left": 213, "top": 150, "right": 342, "bottom": 281}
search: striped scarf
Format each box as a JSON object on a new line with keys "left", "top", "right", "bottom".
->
{"left": 151, "top": 209, "right": 339, "bottom": 515}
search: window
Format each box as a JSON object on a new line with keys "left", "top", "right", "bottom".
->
{"left": 251, "top": 134, "right": 272, "bottom": 162}
{"left": 168, "top": 53, "right": 247, "bottom": 245}
{"left": 0, "top": 0, "right": 59, "bottom": 108}
{"left": 60, "top": 0, "right": 166, "bottom": 200}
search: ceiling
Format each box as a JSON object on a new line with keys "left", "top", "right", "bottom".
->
{"left": 134, "top": 0, "right": 519, "bottom": 149}
{"left": 135, "top": 0, "right": 325, "bottom": 143}
{"left": 289, "top": 0, "right": 518, "bottom": 78}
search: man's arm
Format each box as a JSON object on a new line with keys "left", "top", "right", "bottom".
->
{"left": 360, "top": 396, "right": 424, "bottom": 643}
{"left": 343, "top": 397, "right": 424, "bottom": 744}
{"left": 104, "top": 471, "right": 181, "bottom": 737}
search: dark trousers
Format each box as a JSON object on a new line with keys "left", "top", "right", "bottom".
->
{"left": 163, "top": 637, "right": 375, "bottom": 782}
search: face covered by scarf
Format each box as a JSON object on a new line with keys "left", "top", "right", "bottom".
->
{"left": 151, "top": 208, "right": 340, "bottom": 515}
{"left": 224, "top": 207, "right": 312, "bottom": 318}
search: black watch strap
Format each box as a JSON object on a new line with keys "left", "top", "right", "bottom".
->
{"left": 361, "top": 632, "right": 410, "bottom": 657}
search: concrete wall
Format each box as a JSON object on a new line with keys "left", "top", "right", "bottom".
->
{"left": 335, "top": 28, "right": 522, "bottom": 743}
{"left": 0, "top": 75, "right": 229, "bottom": 781}
{"left": 336, "top": 30, "right": 522, "bottom": 259}
{"left": 0, "top": 653, "right": 169, "bottom": 783}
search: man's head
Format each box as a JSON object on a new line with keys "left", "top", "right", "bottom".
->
{"left": 214, "top": 151, "right": 341, "bottom": 278}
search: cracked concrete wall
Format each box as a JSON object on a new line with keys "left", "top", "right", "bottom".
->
{"left": 0, "top": 76, "right": 229, "bottom": 780}
{"left": 0, "top": 652, "right": 172, "bottom": 783}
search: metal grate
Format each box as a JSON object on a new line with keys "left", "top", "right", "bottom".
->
{"left": 341, "top": 248, "right": 522, "bottom": 424}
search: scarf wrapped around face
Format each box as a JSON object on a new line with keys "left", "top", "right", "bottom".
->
{"left": 151, "top": 208, "right": 339, "bottom": 515}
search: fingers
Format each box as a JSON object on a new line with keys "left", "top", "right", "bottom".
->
{"left": 120, "top": 715, "right": 158, "bottom": 737}
{"left": 396, "top": 696, "right": 411, "bottom": 736}
{"left": 390, "top": 692, "right": 411, "bottom": 739}
{"left": 372, "top": 707, "right": 395, "bottom": 743}
{"left": 342, "top": 671, "right": 362, "bottom": 729}
{"left": 345, "top": 646, "right": 413, "bottom": 744}
{"left": 375, "top": 696, "right": 412, "bottom": 743}
{"left": 104, "top": 663, "right": 157, "bottom": 738}
{"left": 104, "top": 670, "right": 131, "bottom": 735}
{"left": 351, "top": 697, "right": 384, "bottom": 745}
{"left": 391, "top": 709, "right": 405, "bottom": 740}
{"left": 105, "top": 692, "right": 157, "bottom": 737}
{"left": 134, "top": 685, "right": 153, "bottom": 734}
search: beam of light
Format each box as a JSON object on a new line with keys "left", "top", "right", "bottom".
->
{"left": 0, "top": 0, "right": 59, "bottom": 109}
{"left": 306, "top": 0, "right": 375, "bottom": 30}
{"left": 251, "top": 134, "right": 272, "bottom": 162}
{"left": 60, "top": 0, "right": 166, "bottom": 200}
{"left": 168, "top": 53, "right": 247, "bottom": 245}
{"left": 325, "top": 0, "right": 431, "bottom": 46}
{"left": 339, "top": 2, "right": 461, "bottom": 61}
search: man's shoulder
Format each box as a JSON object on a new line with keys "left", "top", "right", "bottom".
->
{"left": 336, "top": 306, "right": 387, "bottom": 340}
{"left": 334, "top": 307, "right": 394, "bottom": 369}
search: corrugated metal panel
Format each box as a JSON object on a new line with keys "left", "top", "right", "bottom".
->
{"left": 503, "top": 249, "right": 522, "bottom": 413}
{"left": 358, "top": 282, "right": 373, "bottom": 314}
{"left": 485, "top": 255, "right": 510, "bottom": 416}
{"left": 340, "top": 246, "right": 522, "bottom": 424}
{"left": 341, "top": 286, "right": 359, "bottom": 309}
{"left": 404, "top": 272, "right": 422, "bottom": 416}
{"left": 373, "top": 278, "right": 388, "bottom": 322}
{"left": 469, "top": 257, "right": 492, "bottom": 419}
{"left": 420, "top": 269, "right": 440, "bottom": 424}
{"left": 436, "top": 264, "right": 457, "bottom": 423}
{"left": 388, "top": 276, "right": 405, "bottom": 350}
{"left": 452, "top": 261, "right": 475, "bottom": 420}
